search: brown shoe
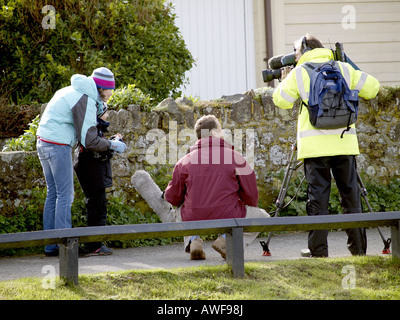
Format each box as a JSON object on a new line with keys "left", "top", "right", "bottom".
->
{"left": 212, "top": 235, "right": 226, "bottom": 260}
{"left": 190, "top": 238, "right": 206, "bottom": 260}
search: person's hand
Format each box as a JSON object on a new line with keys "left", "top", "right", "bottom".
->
{"left": 280, "top": 67, "right": 292, "bottom": 81}
{"left": 109, "top": 139, "right": 127, "bottom": 153}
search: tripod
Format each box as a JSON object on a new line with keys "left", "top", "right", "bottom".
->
{"left": 260, "top": 142, "right": 391, "bottom": 256}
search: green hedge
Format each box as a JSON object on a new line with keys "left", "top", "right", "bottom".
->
{"left": 265, "top": 170, "right": 400, "bottom": 217}
{"left": 0, "top": 183, "right": 178, "bottom": 256}
{"left": 0, "top": 0, "right": 194, "bottom": 105}
{"left": 0, "top": 102, "right": 40, "bottom": 138}
{"left": 1, "top": 165, "right": 399, "bottom": 256}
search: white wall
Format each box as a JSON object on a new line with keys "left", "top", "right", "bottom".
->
{"left": 171, "top": 0, "right": 256, "bottom": 100}
{"left": 271, "top": 0, "right": 400, "bottom": 86}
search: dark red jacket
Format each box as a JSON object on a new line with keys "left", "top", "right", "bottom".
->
{"left": 164, "top": 136, "right": 259, "bottom": 221}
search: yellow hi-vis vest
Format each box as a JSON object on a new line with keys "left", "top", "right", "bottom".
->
{"left": 272, "top": 48, "right": 380, "bottom": 160}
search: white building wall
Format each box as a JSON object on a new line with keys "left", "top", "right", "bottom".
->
{"left": 171, "top": 0, "right": 256, "bottom": 100}
{"left": 271, "top": 0, "right": 400, "bottom": 86}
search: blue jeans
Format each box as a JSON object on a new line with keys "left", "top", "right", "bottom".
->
{"left": 37, "top": 139, "right": 74, "bottom": 253}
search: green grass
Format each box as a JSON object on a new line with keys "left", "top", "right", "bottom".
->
{"left": 0, "top": 256, "right": 399, "bottom": 300}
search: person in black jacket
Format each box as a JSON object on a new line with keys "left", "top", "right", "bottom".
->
{"left": 74, "top": 111, "right": 125, "bottom": 255}
{"left": 74, "top": 67, "right": 126, "bottom": 255}
{"left": 74, "top": 111, "right": 124, "bottom": 255}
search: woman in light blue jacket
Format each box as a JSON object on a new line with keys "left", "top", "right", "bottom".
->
{"left": 36, "top": 67, "right": 126, "bottom": 256}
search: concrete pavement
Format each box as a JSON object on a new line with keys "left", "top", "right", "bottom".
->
{"left": 0, "top": 227, "right": 392, "bottom": 281}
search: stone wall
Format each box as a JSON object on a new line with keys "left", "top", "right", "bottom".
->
{"left": 1, "top": 87, "right": 400, "bottom": 215}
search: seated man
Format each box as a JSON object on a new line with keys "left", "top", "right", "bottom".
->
{"left": 132, "top": 115, "right": 269, "bottom": 260}
{"left": 164, "top": 115, "right": 269, "bottom": 260}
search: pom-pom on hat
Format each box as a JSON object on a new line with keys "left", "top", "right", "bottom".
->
{"left": 91, "top": 67, "right": 115, "bottom": 89}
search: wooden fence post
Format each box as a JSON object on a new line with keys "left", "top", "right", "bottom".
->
{"left": 226, "top": 227, "right": 244, "bottom": 278}
{"left": 59, "top": 237, "right": 79, "bottom": 285}
{"left": 391, "top": 221, "right": 400, "bottom": 263}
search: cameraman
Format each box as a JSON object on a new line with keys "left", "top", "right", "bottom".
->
{"left": 272, "top": 34, "right": 380, "bottom": 257}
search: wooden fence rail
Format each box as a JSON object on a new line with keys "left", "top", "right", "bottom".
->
{"left": 0, "top": 211, "right": 399, "bottom": 285}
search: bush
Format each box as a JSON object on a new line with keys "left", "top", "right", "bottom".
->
{"left": 108, "top": 84, "right": 153, "bottom": 111}
{"left": 2, "top": 114, "right": 40, "bottom": 151}
{"left": 0, "top": 184, "right": 177, "bottom": 256}
{"left": 271, "top": 169, "right": 400, "bottom": 217}
{"left": 0, "top": 100, "right": 40, "bottom": 138}
{"left": 0, "top": 0, "right": 194, "bottom": 104}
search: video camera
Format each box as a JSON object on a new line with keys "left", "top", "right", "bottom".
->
{"left": 262, "top": 42, "right": 359, "bottom": 83}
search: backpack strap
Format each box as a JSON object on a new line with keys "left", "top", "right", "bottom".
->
{"left": 298, "top": 62, "right": 324, "bottom": 111}
{"left": 303, "top": 61, "right": 336, "bottom": 74}
{"left": 297, "top": 62, "right": 316, "bottom": 111}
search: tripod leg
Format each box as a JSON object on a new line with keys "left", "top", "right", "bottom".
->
{"left": 357, "top": 171, "right": 391, "bottom": 254}
{"left": 260, "top": 145, "right": 298, "bottom": 256}
{"left": 261, "top": 143, "right": 306, "bottom": 256}
{"left": 260, "top": 155, "right": 295, "bottom": 256}
{"left": 260, "top": 211, "right": 279, "bottom": 256}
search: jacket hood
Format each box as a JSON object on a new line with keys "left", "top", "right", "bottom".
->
{"left": 71, "top": 74, "right": 100, "bottom": 101}
{"left": 297, "top": 48, "right": 334, "bottom": 66}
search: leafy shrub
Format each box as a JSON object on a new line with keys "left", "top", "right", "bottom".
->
{"left": 268, "top": 170, "right": 400, "bottom": 217}
{"left": 0, "top": 101, "right": 40, "bottom": 138}
{"left": 266, "top": 169, "right": 309, "bottom": 217}
{"left": 106, "top": 195, "right": 179, "bottom": 248}
{"left": 145, "top": 164, "right": 174, "bottom": 191}
{"left": 108, "top": 84, "right": 153, "bottom": 111}
{"left": 0, "top": 0, "right": 194, "bottom": 104}
{"left": 0, "top": 183, "right": 178, "bottom": 256}
{"left": 2, "top": 114, "right": 40, "bottom": 151}
{"left": 361, "top": 176, "right": 400, "bottom": 212}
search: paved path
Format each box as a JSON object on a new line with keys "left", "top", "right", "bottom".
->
{"left": 0, "top": 227, "right": 391, "bottom": 281}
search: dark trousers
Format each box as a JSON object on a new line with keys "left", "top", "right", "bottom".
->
{"left": 304, "top": 155, "right": 367, "bottom": 257}
{"left": 84, "top": 188, "right": 107, "bottom": 251}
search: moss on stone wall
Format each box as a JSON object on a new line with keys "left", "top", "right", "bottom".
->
{"left": 1, "top": 86, "right": 400, "bottom": 217}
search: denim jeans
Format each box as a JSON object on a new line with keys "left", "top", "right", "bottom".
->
{"left": 37, "top": 139, "right": 74, "bottom": 253}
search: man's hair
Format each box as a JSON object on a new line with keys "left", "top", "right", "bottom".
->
{"left": 295, "top": 33, "right": 324, "bottom": 53}
{"left": 194, "top": 115, "right": 222, "bottom": 139}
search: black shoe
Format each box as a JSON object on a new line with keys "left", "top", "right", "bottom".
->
{"left": 90, "top": 244, "right": 113, "bottom": 256}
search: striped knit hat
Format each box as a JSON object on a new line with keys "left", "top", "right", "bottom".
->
{"left": 91, "top": 67, "right": 115, "bottom": 89}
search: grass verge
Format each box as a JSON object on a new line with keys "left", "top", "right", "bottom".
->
{"left": 0, "top": 255, "right": 398, "bottom": 300}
